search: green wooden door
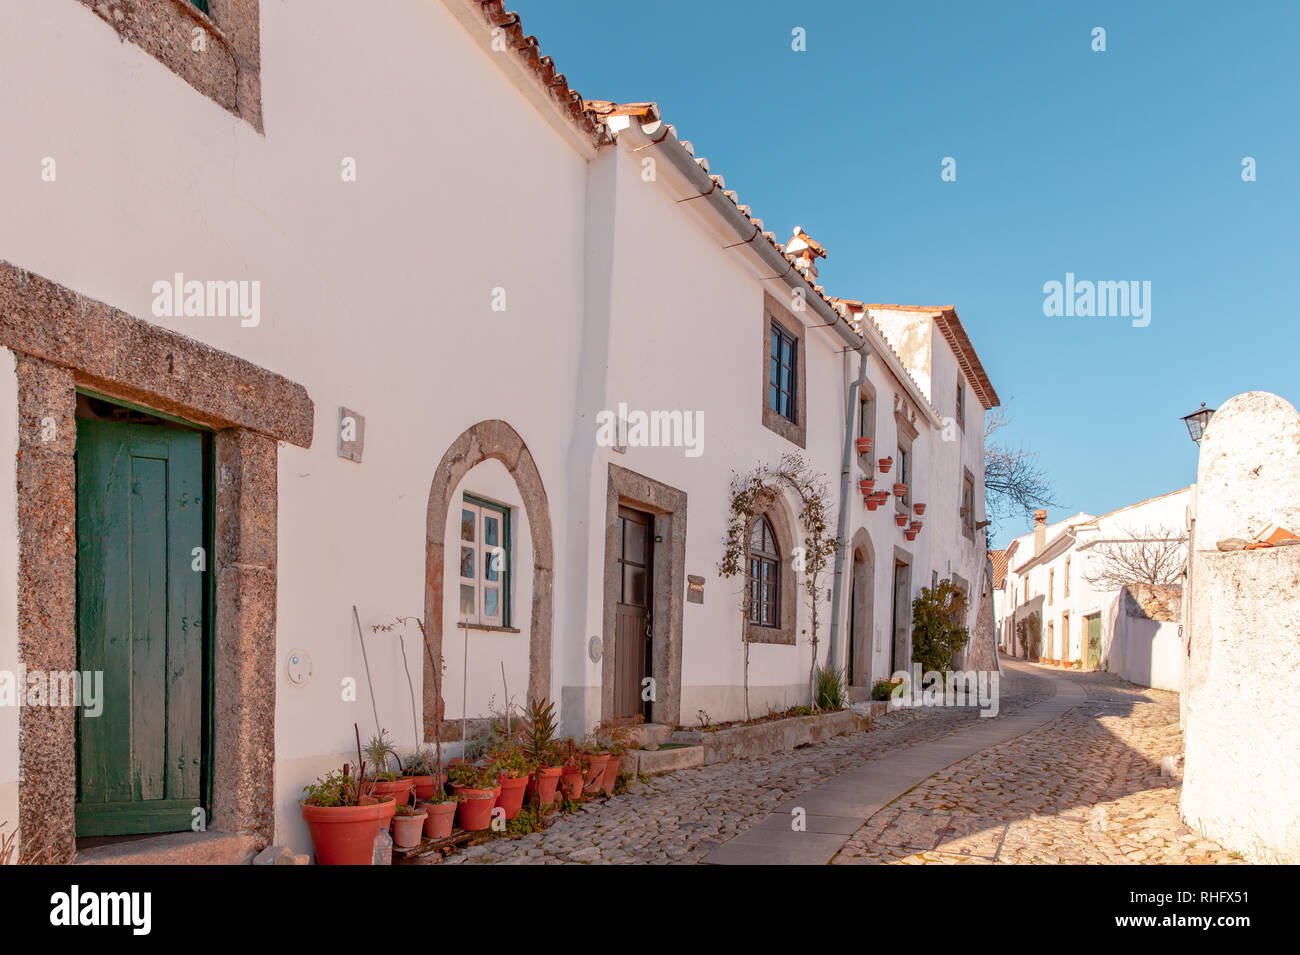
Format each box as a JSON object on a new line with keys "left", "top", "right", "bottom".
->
{"left": 75, "top": 418, "right": 209, "bottom": 837}
{"left": 1085, "top": 613, "right": 1103, "bottom": 670}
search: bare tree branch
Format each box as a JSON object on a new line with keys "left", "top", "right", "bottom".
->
{"left": 1081, "top": 523, "right": 1188, "bottom": 589}
{"left": 984, "top": 405, "right": 1056, "bottom": 537}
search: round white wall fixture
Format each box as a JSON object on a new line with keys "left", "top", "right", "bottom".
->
{"left": 286, "top": 648, "right": 313, "bottom": 686}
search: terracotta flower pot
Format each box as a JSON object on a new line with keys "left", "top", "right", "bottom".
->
{"left": 905, "top": 530, "right": 917, "bottom": 541}
{"left": 895, "top": 513, "right": 908, "bottom": 527}
{"left": 531, "top": 766, "right": 563, "bottom": 806}
{"left": 866, "top": 499, "right": 879, "bottom": 512}
{"left": 391, "top": 810, "right": 427, "bottom": 849}
{"left": 451, "top": 784, "right": 501, "bottom": 831}
{"left": 878, "top": 457, "right": 893, "bottom": 474}
{"left": 855, "top": 436, "right": 872, "bottom": 455}
{"left": 560, "top": 766, "right": 584, "bottom": 801}
{"left": 302, "top": 801, "right": 384, "bottom": 866}
{"left": 600, "top": 755, "right": 621, "bottom": 797}
{"left": 407, "top": 773, "right": 444, "bottom": 801}
{"left": 909, "top": 521, "right": 922, "bottom": 532}
{"left": 420, "top": 800, "right": 457, "bottom": 840}
{"left": 892, "top": 483, "right": 908, "bottom": 497}
{"left": 858, "top": 477, "right": 874, "bottom": 494}
{"left": 495, "top": 772, "right": 531, "bottom": 820}
{"left": 913, "top": 503, "right": 926, "bottom": 516}
{"left": 583, "top": 754, "right": 611, "bottom": 793}
{"left": 365, "top": 777, "right": 415, "bottom": 818}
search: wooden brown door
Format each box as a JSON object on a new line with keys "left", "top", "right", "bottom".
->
{"left": 614, "top": 506, "right": 653, "bottom": 720}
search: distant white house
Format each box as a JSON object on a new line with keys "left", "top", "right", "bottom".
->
{"left": 993, "top": 488, "right": 1191, "bottom": 689}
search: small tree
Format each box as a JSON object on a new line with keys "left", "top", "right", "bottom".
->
{"left": 984, "top": 405, "right": 1056, "bottom": 537}
{"left": 911, "top": 580, "right": 969, "bottom": 672}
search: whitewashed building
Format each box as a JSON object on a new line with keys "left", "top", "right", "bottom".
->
{"left": 995, "top": 489, "right": 1190, "bottom": 685}
{"left": 0, "top": 0, "right": 998, "bottom": 862}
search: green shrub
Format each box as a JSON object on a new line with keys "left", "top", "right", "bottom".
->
{"left": 911, "top": 580, "right": 970, "bottom": 672}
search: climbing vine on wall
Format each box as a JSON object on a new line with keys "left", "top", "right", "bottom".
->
{"left": 718, "top": 452, "right": 840, "bottom": 716}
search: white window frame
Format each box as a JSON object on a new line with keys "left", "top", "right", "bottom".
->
{"left": 458, "top": 497, "right": 509, "bottom": 627}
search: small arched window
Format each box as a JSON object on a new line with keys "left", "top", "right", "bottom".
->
{"left": 748, "top": 516, "right": 780, "bottom": 627}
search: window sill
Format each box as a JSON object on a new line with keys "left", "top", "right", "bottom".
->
{"left": 457, "top": 622, "right": 521, "bottom": 634}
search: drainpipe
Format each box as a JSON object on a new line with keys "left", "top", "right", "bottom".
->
{"left": 828, "top": 343, "right": 871, "bottom": 674}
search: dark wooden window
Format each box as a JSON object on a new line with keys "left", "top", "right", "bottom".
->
{"left": 748, "top": 516, "right": 781, "bottom": 628}
{"left": 961, "top": 473, "right": 975, "bottom": 538}
{"left": 191, "top": 0, "right": 210, "bottom": 13}
{"left": 769, "top": 321, "right": 798, "bottom": 423}
{"left": 956, "top": 381, "right": 965, "bottom": 427}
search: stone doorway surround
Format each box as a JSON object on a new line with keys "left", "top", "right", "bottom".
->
{"left": 848, "top": 528, "right": 875, "bottom": 688}
{"left": 423, "top": 420, "right": 554, "bottom": 733}
{"left": 600, "top": 464, "right": 687, "bottom": 727}
{"left": 0, "top": 261, "right": 314, "bottom": 863}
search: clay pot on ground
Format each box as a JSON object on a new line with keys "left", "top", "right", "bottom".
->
{"left": 529, "top": 766, "right": 563, "bottom": 806}
{"left": 420, "top": 800, "right": 457, "bottom": 840}
{"left": 451, "top": 784, "right": 501, "bottom": 831}
{"left": 913, "top": 503, "right": 926, "bottom": 516}
{"left": 302, "top": 801, "right": 384, "bottom": 866}
{"left": 878, "top": 457, "right": 893, "bottom": 474}
{"left": 560, "top": 766, "right": 584, "bottom": 801}
{"left": 391, "top": 809, "right": 428, "bottom": 849}
{"left": 495, "top": 772, "right": 531, "bottom": 820}
{"left": 365, "top": 778, "right": 415, "bottom": 822}
{"left": 583, "top": 753, "right": 611, "bottom": 794}
{"left": 855, "top": 436, "right": 872, "bottom": 455}
{"left": 600, "top": 755, "right": 621, "bottom": 797}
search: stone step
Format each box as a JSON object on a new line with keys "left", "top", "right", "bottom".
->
{"left": 622, "top": 743, "right": 704, "bottom": 777}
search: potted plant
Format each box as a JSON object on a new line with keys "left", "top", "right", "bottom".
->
{"left": 857, "top": 476, "right": 874, "bottom": 494}
{"left": 866, "top": 497, "right": 880, "bottom": 512}
{"left": 905, "top": 529, "right": 917, "bottom": 541}
{"left": 878, "top": 456, "right": 893, "bottom": 474}
{"left": 402, "top": 748, "right": 444, "bottom": 801}
{"left": 909, "top": 520, "right": 922, "bottom": 532}
{"left": 448, "top": 762, "right": 501, "bottom": 831}
{"left": 362, "top": 730, "right": 414, "bottom": 824}
{"left": 870, "top": 678, "right": 897, "bottom": 702}
{"left": 855, "top": 436, "right": 872, "bottom": 456}
{"left": 892, "top": 482, "right": 908, "bottom": 497}
{"left": 491, "top": 742, "right": 532, "bottom": 821}
{"left": 521, "top": 697, "right": 564, "bottom": 807}
{"left": 391, "top": 803, "right": 428, "bottom": 849}
{"left": 557, "top": 737, "right": 588, "bottom": 802}
{"left": 913, "top": 503, "right": 926, "bottom": 516}
{"left": 300, "top": 768, "right": 385, "bottom": 865}
{"left": 594, "top": 724, "right": 632, "bottom": 797}
{"left": 894, "top": 512, "right": 908, "bottom": 527}
{"left": 419, "top": 795, "right": 458, "bottom": 840}
{"left": 581, "top": 737, "right": 611, "bottom": 794}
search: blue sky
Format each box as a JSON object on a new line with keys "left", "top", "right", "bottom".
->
{"left": 513, "top": 0, "right": 1300, "bottom": 549}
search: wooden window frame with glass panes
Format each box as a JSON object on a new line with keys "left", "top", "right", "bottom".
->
{"left": 458, "top": 494, "right": 511, "bottom": 627}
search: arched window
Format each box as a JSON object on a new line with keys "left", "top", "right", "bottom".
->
{"left": 748, "top": 516, "right": 780, "bottom": 627}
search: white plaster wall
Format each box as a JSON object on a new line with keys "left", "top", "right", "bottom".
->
{"left": 0, "top": 0, "right": 590, "bottom": 851}
{"left": 1101, "top": 591, "right": 1181, "bottom": 691}
{"left": 0, "top": 348, "right": 18, "bottom": 857}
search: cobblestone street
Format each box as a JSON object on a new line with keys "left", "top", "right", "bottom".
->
{"left": 444, "top": 660, "right": 1237, "bottom": 865}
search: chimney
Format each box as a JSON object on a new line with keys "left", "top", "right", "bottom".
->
{"left": 784, "top": 226, "right": 827, "bottom": 281}
{"left": 1033, "top": 509, "right": 1047, "bottom": 555}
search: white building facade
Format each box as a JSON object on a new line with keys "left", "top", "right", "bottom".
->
{"left": 0, "top": 0, "right": 998, "bottom": 861}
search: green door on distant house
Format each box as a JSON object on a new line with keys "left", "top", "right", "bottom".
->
{"left": 75, "top": 415, "right": 210, "bottom": 837}
{"left": 1084, "top": 613, "right": 1102, "bottom": 670}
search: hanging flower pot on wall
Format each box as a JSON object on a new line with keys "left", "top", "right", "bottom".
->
{"left": 895, "top": 513, "right": 908, "bottom": 527}
{"left": 858, "top": 477, "right": 874, "bottom": 494}
{"left": 856, "top": 436, "right": 873, "bottom": 456}
{"left": 892, "top": 482, "right": 908, "bottom": 497}
{"left": 909, "top": 521, "right": 922, "bottom": 532}
{"left": 913, "top": 503, "right": 926, "bottom": 516}
{"left": 905, "top": 530, "right": 918, "bottom": 541}
{"left": 866, "top": 498, "right": 880, "bottom": 512}
{"left": 878, "top": 457, "right": 893, "bottom": 474}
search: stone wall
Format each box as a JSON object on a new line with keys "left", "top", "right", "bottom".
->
{"left": 1181, "top": 391, "right": 1300, "bottom": 863}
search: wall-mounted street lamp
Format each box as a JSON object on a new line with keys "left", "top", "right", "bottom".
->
{"left": 1181, "top": 402, "right": 1215, "bottom": 444}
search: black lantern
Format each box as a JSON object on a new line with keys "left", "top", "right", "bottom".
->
{"left": 1181, "top": 402, "right": 1215, "bottom": 444}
